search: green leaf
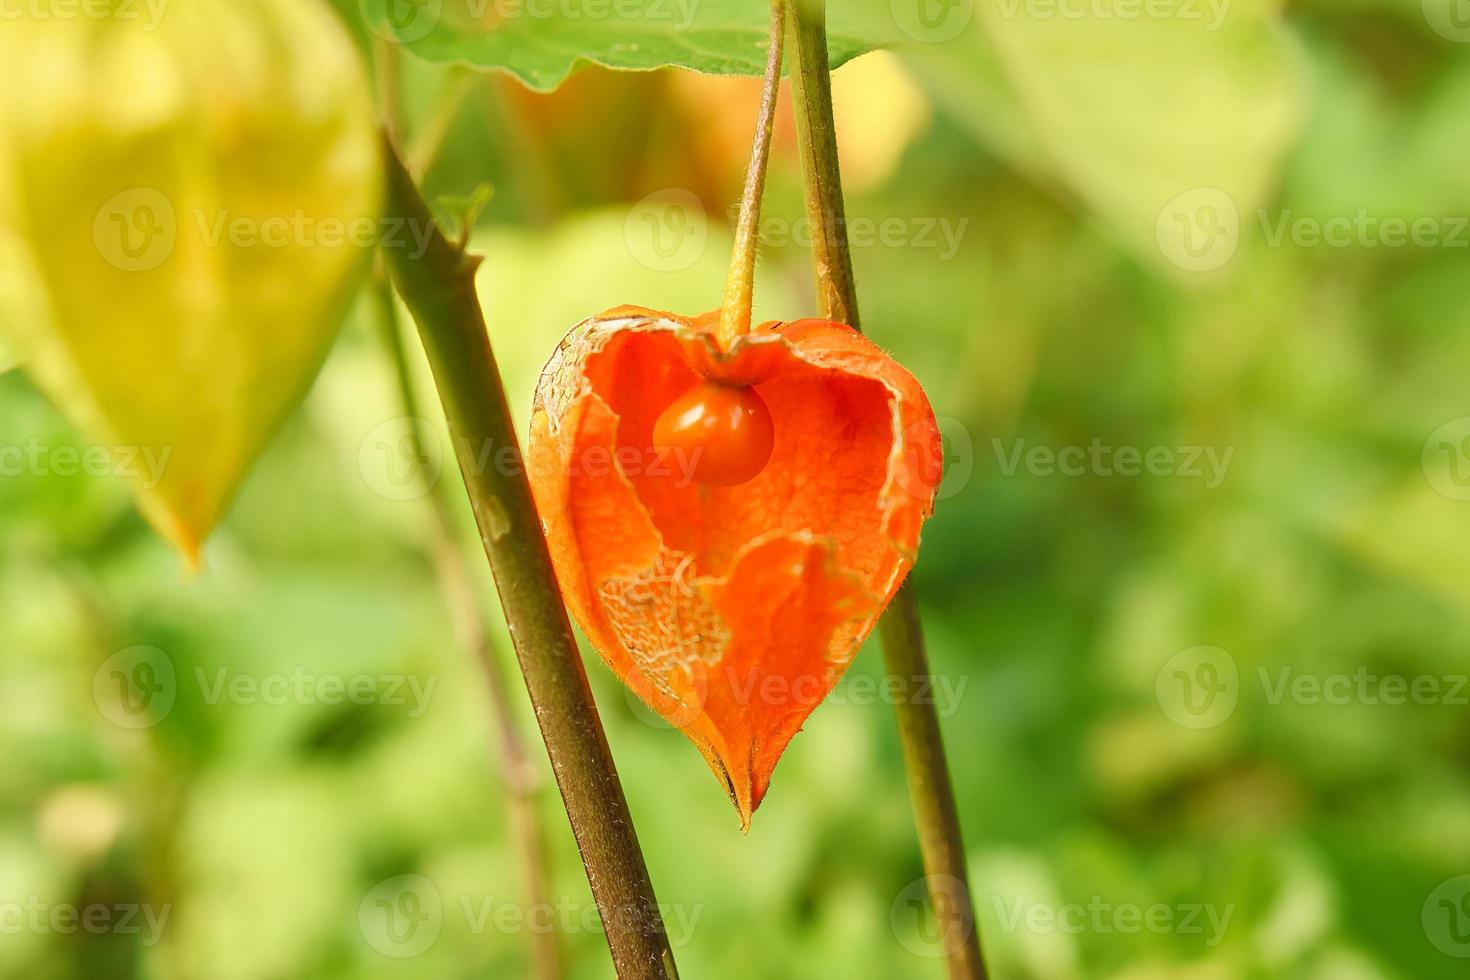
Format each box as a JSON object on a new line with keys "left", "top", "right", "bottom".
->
{"left": 357, "top": 0, "right": 896, "bottom": 91}
{"left": 897, "top": 0, "right": 1306, "bottom": 271}
{"left": 0, "top": 0, "right": 380, "bottom": 561}
{"left": 432, "top": 183, "right": 495, "bottom": 243}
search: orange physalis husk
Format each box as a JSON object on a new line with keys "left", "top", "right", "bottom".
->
{"left": 527, "top": 305, "right": 942, "bottom": 829}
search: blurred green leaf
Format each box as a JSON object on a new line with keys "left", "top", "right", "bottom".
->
{"left": 357, "top": 0, "right": 895, "bottom": 91}
{"left": 1284, "top": 38, "right": 1470, "bottom": 219}
{"left": 900, "top": 0, "right": 1306, "bottom": 267}
{"left": 432, "top": 183, "right": 495, "bottom": 242}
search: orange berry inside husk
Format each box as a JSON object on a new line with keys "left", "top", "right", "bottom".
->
{"left": 652, "top": 380, "right": 775, "bottom": 486}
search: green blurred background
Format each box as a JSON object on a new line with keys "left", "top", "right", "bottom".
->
{"left": 4, "top": 1, "right": 1470, "bottom": 977}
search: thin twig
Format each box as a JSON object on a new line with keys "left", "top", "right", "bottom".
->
{"left": 785, "top": 5, "right": 987, "bottom": 978}
{"left": 379, "top": 136, "right": 678, "bottom": 980}
{"left": 717, "top": 0, "right": 787, "bottom": 348}
{"left": 409, "top": 70, "right": 478, "bottom": 177}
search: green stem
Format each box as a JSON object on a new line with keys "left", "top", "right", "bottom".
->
{"left": 717, "top": 0, "right": 786, "bottom": 349}
{"left": 786, "top": 6, "right": 987, "bottom": 978}
{"left": 378, "top": 136, "right": 677, "bottom": 980}
{"left": 372, "top": 43, "right": 563, "bottom": 979}
{"left": 370, "top": 270, "right": 563, "bottom": 980}
{"left": 784, "top": 7, "right": 855, "bottom": 327}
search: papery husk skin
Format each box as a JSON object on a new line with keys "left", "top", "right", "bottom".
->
{"left": 0, "top": 0, "right": 380, "bottom": 560}
{"left": 528, "top": 305, "right": 942, "bottom": 828}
